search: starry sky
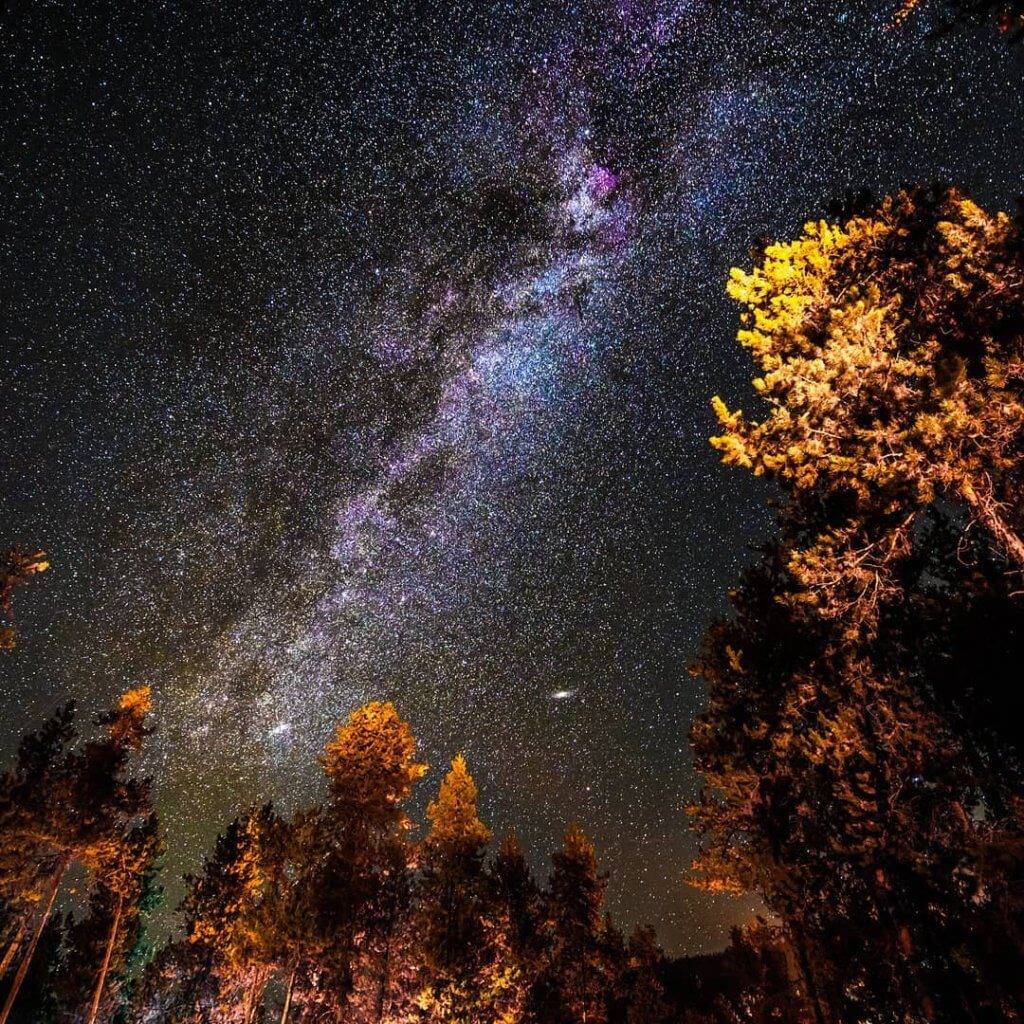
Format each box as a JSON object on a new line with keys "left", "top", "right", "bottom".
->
{"left": 2, "top": 0, "right": 1023, "bottom": 955}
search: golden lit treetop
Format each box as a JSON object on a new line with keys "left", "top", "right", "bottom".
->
{"left": 107, "top": 686, "right": 154, "bottom": 751}
{"left": 497, "top": 827, "right": 523, "bottom": 862}
{"left": 320, "top": 701, "right": 427, "bottom": 813}
{"left": 712, "top": 189, "right": 1024, "bottom": 570}
{"left": 426, "top": 753, "right": 491, "bottom": 854}
{"left": 559, "top": 821, "right": 596, "bottom": 865}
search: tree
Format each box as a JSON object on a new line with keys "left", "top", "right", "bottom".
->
{"left": 307, "top": 702, "right": 426, "bottom": 1024}
{"left": 0, "top": 704, "right": 76, "bottom": 987}
{"left": 0, "top": 688, "right": 155, "bottom": 1024}
{"left": 144, "top": 806, "right": 282, "bottom": 1024}
{"left": 528, "top": 824, "right": 612, "bottom": 1024}
{"left": 0, "top": 549, "right": 48, "bottom": 652}
{"left": 695, "top": 189, "right": 1024, "bottom": 1022}
{"left": 621, "top": 927, "right": 670, "bottom": 1024}
{"left": 415, "top": 754, "right": 511, "bottom": 1024}
{"left": 56, "top": 814, "right": 163, "bottom": 1024}
{"left": 711, "top": 189, "right": 1024, "bottom": 625}
{"left": 488, "top": 830, "right": 543, "bottom": 968}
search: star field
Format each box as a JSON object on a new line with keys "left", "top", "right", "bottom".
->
{"left": 2, "top": 0, "right": 1023, "bottom": 953}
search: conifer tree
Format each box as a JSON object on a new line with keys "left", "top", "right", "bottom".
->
{"left": 529, "top": 824, "right": 611, "bottom": 1024}
{"left": 489, "top": 830, "right": 543, "bottom": 968}
{"left": 621, "top": 927, "right": 670, "bottom": 1024}
{"left": 58, "top": 813, "right": 163, "bottom": 1024}
{"left": 695, "top": 188, "right": 1024, "bottom": 1022}
{"left": 150, "top": 806, "right": 280, "bottom": 1024}
{"left": 415, "top": 755, "right": 508, "bottom": 1024}
{"left": 1, "top": 688, "right": 154, "bottom": 1024}
{"left": 0, "top": 704, "right": 76, "bottom": 988}
{"left": 204, "top": 805, "right": 284, "bottom": 1024}
{"left": 308, "top": 702, "right": 426, "bottom": 1023}
{"left": 711, "top": 190, "right": 1024, "bottom": 634}
{"left": 0, "top": 549, "right": 48, "bottom": 652}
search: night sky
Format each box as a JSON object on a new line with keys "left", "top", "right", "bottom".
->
{"left": 2, "top": 0, "right": 1023, "bottom": 955}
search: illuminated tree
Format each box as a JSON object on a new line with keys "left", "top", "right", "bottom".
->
{"left": 177, "top": 804, "right": 284, "bottom": 1024}
{"left": 58, "top": 813, "right": 163, "bottom": 1024}
{"left": 0, "top": 687, "right": 155, "bottom": 1024}
{"left": 696, "top": 189, "right": 1024, "bottom": 1022}
{"left": 320, "top": 702, "right": 427, "bottom": 826}
{"left": 528, "top": 824, "right": 612, "bottom": 1024}
{"left": 0, "top": 703, "right": 76, "bottom": 987}
{"left": 415, "top": 754, "right": 506, "bottom": 1024}
{"left": 488, "top": 830, "right": 543, "bottom": 967}
{"left": 621, "top": 926, "right": 670, "bottom": 1024}
{"left": 308, "top": 702, "right": 426, "bottom": 1023}
{"left": 711, "top": 190, "right": 1024, "bottom": 635}
{"left": 0, "top": 548, "right": 49, "bottom": 652}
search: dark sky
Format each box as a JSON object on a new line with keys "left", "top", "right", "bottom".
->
{"left": 2, "top": 0, "right": 1023, "bottom": 955}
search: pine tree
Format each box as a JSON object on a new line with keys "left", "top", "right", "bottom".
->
{"left": 306, "top": 702, "right": 426, "bottom": 1024}
{"left": 160, "top": 807, "right": 282, "bottom": 1024}
{"left": 415, "top": 755, "right": 506, "bottom": 1024}
{"left": 621, "top": 927, "right": 670, "bottom": 1024}
{"left": 489, "top": 830, "right": 543, "bottom": 967}
{"left": 0, "top": 688, "right": 155, "bottom": 1024}
{"left": 0, "top": 704, "right": 76, "bottom": 988}
{"left": 0, "top": 549, "right": 48, "bottom": 653}
{"left": 711, "top": 190, "right": 1024, "bottom": 636}
{"left": 529, "top": 824, "right": 611, "bottom": 1024}
{"left": 695, "top": 188, "right": 1024, "bottom": 1023}
{"left": 55, "top": 814, "right": 163, "bottom": 1024}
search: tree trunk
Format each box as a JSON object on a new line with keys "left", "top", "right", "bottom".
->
{"left": 0, "top": 922, "right": 25, "bottom": 978}
{"left": 85, "top": 893, "right": 124, "bottom": 1024}
{"left": 279, "top": 963, "right": 298, "bottom": 1024}
{"left": 960, "top": 479, "right": 1024, "bottom": 569}
{"left": 786, "top": 922, "right": 831, "bottom": 1024}
{"left": 375, "top": 943, "right": 392, "bottom": 1024}
{"left": 0, "top": 852, "right": 70, "bottom": 1024}
{"left": 243, "top": 967, "right": 267, "bottom": 1024}
{"left": 242, "top": 978, "right": 254, "bottom": 1024}
{"left": 896, "top": 924, "right": 937, "bottom": 1023}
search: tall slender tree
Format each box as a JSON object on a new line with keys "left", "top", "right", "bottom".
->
{"left": 306, "top": 702, "right": 426, "bottom": 1024}
{"left": 529, "top": 824, "right": 612, "bottom": 1024}
{"left": 0, "top": 549, "right": 48, "bottom": 653}
{"left": 0, "top": 704, "right": 76, "bottom": 988}
{"left": 58, "top": 813, "right": 163, "bottom": 1024}
{"left": 0, "top": 688, "right": 154, "bottom": 1024}
{"left": 416, "top": 754, "right": 512, "bottom": 1024}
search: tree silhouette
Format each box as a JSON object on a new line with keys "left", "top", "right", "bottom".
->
{"left": 529, "top": 824, "right": 613, "bottom": 1024}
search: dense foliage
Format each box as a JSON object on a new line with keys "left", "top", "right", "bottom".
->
{"left": 695, "top": 188, "right": 1024, "bottom": 1022}
{"left": 0, "top": 697, "right": 812, "bottom": 1024}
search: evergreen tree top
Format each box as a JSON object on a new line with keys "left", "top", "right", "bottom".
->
{"left": 319, "top": 701, "right": 427, "bottom": 813}
{"left": 426, "top": 754, "right": 491, "bottom": 853}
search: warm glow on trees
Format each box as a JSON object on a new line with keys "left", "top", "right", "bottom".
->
{"left": 694, "top": 188, "right": 1024, "bottom": 1023}
{"left": 0, "top": 548, "right": 48, "bottom": 652}
{"left": 711, "top": 190, "right": 1024, "bottom": 640}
